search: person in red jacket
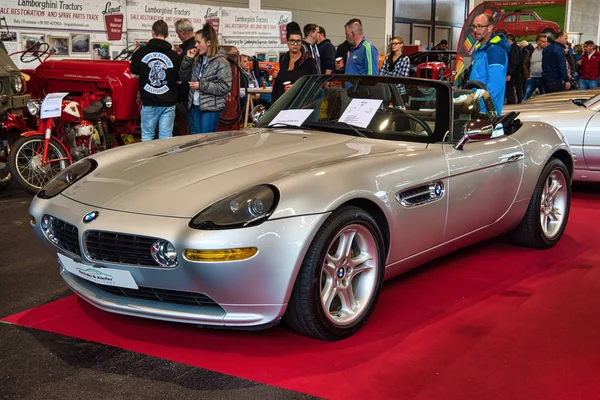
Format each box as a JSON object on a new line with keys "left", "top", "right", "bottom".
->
{"left": 577, "top": 40, "right": 600, "bottom": 90}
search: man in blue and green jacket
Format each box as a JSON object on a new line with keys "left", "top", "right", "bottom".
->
{"left": 469, "top": 13, "right": 511, "bottom": 113}
{"left": 343, "top": 19, "right": 379, "bottom": 75}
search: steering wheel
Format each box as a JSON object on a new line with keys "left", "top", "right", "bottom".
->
{"left": 390, "top": 112, "right": 433, "bottom": 137}
{"left": 21, "top": 42, "right": 49, "bottom": 63}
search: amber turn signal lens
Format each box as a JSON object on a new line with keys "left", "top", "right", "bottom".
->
{"left": 29, "top": 214, "right": 36, "bottom": 226}
{"left": 183, "top": 247, "right": 258, "bottom": 262}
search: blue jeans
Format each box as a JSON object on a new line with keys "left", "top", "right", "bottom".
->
{"left": 141, "top": 105, "right": 176, "bottom": 142}
{"left": 187, "top": 107, "right": 221, "bottom": 134}
{"left": 578, "top": 78, "right": 599, "bottom": 90}
{"left": 523, "top": 77, "right": 545, "bottom": 101}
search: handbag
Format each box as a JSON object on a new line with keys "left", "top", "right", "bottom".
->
{"left": 569, "top": 78, "right": 579, "bottom": 90}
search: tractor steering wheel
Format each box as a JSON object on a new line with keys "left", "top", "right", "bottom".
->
{"left": 21, "top": 42, "right": 50, "bottom": 63}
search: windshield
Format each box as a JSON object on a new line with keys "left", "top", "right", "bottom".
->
{"left": 452, "top": 88, "right": 496, "bottom": 141}
{"left": 256, "top": 75, "right": 452, "bottom": 143}
{"left": 583, "top": 93, "right": 600, "bottom": 110}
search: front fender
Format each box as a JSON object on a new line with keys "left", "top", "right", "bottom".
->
{"left": 4, "top": 113, "right": 27, "bottom": 133}
{"left": 19, "top": 131, "right": 73, "bottom": 164}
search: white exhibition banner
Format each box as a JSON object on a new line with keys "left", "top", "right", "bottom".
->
{"left": 1, "top": 0, "right": 126, "bottom": 34}
{"left": 1, "top": 0, "right": 127, "bottom": 67}
{"left": 220, "top": 7, "right": 291, "bottom": 52}
{"left": 126, "top": 0, "right": 220, "bottom": 44}
{"left": 0, "top": 0, "right": 292, "bottom": 63}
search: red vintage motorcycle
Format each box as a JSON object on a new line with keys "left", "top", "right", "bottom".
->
{"left": 8, "top": 94, "right": 113, "bottom": 194}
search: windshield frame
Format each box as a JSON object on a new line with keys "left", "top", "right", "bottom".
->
{"left": 256, "top": 74, "right": 453, "bottom": 144}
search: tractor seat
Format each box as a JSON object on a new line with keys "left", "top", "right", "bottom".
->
{"left": 82, "top": 101, "right": 104, "bottom": 120}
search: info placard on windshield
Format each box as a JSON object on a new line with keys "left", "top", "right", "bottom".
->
{"left": 338, "top": 98, "right": 383, "bottom": 128}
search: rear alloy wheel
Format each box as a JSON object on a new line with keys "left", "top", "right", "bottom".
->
{"left": 542, "top": 29, "right": 556, "bottom": 36}
{"left": 284, "top": 206, "right": 385, "bottom": 340}
{"left": 509, "top": 158, "right": 570, "bottom": 249}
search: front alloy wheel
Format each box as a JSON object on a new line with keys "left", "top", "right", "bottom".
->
{"left": 284, "top": 206, "right": 385, "bottom": 340}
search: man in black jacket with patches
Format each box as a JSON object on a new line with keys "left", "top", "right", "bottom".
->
{"left": 130, "top": 20, "right": 181, "bottom": 141}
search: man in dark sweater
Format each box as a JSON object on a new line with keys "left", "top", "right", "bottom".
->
{"left": 317, "top": 26, "right": 336, "bottom": 74}
{"left": 174, "top": 18, "right": 196, "bottom": 106}
{"left": 130, "top": 20, "right": 180, "bottom": 141}
{"left": 542, "top": 31, "right": 571, "bottom": 93}
{"left": 505, "top": 34, "right": 523, "bottom": 104}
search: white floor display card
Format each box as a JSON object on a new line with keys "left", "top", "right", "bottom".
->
{"left": 339, "top": 98, "right": 383, "bottom": 128}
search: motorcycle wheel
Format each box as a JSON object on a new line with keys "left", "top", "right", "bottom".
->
{"left": 0, "top": 147, "right": 11, "bottom": 192}
{"left": 8, "top": 136, "right": 70, "bottom": 194}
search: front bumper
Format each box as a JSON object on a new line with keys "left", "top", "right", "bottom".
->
{"left": 30, "top": 194, "right": 329, "bottom": 328}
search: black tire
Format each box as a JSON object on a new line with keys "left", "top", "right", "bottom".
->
{"left": 542, "top": 29, "right": 555, "bottom": 36}
{"left": 0, "top": 166, "right": 11, "bottom": 192}
{"left": 8, "top": 136, "right": 70, "bottom": 194}
{"left": 284, "top": 206, "right": 386, "bottom": 340}
{"left": 495, "top": 30, "right": 507, "bottom": 36}
{"left": 99, "top": 117, "right": 115, "bottom": 149}
{"left": 509, "top": 158, "right": 571, "bottom": 249}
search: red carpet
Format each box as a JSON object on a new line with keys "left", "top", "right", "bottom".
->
{"left": 4, "top": 188, "right": 600, "bottom": 399}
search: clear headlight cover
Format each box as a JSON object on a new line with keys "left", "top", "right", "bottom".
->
{"left": 102, "top": 95, "right": 113, "bottom": 108}
{"left": 11, "top": 74, "right": 24, "bottom": 94}
{"left": 190, "top": 185, "right": 279, "bottom": 230}
{"left": 27, "top": 99, "right": 41, "bottom": 116}
{"left": 37, "top": 158, "right": 98, "bottom": 199}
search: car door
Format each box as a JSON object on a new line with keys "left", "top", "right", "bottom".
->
{"left": 442, "top": 136, "right": 524, "bottom": 240}
{"left": 583, "top": 112, "right": 600, "bottom": 170}
{"left": 384, "top": 145, "right": 450, "bottom": 264}
{"left": 519, "top": 13, "right": 533, "bottom": 35}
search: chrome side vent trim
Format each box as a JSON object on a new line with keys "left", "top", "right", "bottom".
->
{"left": 396, "top": 182, "right": 445, "bottom": 208}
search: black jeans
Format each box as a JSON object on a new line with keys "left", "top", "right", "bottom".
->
{"left": 543, "top": 78, "right": 564, "bottom": 93}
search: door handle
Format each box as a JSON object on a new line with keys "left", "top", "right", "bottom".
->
{"left": 506, "top": 153, "right": 524, "bottom": 162}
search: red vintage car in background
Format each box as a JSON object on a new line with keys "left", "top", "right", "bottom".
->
{"left": 494, "top": 10, "right": 560, "bottom": 37}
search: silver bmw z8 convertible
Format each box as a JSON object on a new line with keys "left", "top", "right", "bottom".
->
{"left": 30, "top": 75, "right": 573, "bottom": 340}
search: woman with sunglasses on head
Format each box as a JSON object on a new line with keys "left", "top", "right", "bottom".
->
{"left": 180, "top": 23, "right": 232, "bottom": 134}
{"left": 271, "top": 22, "right": 318, "bottom": 103}
{"left": 379, "top": 36, "right": 410, "bottom": 95}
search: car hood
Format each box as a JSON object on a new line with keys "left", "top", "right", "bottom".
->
{"left": 504, "top": 101, "right": 581, "bottom": 114}
{"left": 62, "top": 129, "right": 424, "bottom": 217}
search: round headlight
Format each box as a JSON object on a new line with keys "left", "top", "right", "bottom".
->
{"left": 190, "top": 185, "right": 279, "bottom": 230}
{"left": 40, "top": 215, "right": 59, "bottom": 244}
{"left": 102, "top": 95, "right": 113, "bottom": 108}
{"left": 11, "top": 75, "right": 24, "bottom": 94}
{"left": 27, "top": 99, "right": 41, "bottom": 116}
{"left": 150, "top": 240, "right": 178, "bottom": 268}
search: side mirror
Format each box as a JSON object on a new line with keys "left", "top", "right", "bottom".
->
{"left": 251, "top": 104, "right": 266, "bottom": 125}
{"left": 454, "top": 117, "right": 494, "bottom": 150}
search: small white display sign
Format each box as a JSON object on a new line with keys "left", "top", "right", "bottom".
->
{"left": 40, "top": 92, "right": 69, "bottom": 119}
{"left": 59, "top": 253, "right": 139, "bottom": 290}
{"left": 338, "top": 98, "right": 383, "bottom": 128}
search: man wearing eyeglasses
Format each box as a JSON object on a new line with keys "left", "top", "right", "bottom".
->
{"left": 576, "top": 40, "right": 600, "bottom": 90}
{"left": 468, "top": 13, "right": 511, "bottom": 113}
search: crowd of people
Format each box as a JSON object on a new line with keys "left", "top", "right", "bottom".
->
{"left": 467, "top": 11, "right": 600, "bottom": 113}
{"left": 129, "top": 13, "right": 600, "bottom": 142}
{"left": 130, "top": 18, "right": 411, "bottom": 141}
{"left": 130, "top": 19, "right": 232, "bottom": 141}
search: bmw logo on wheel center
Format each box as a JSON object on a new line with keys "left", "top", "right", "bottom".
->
{"left": 83, "top": 211, "right": 99, "bottom": 223}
